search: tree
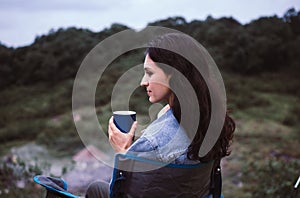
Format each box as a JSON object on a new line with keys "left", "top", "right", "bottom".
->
{"left": 0, "top": 45, "right": 14, "bottom": 88}
{"left": 148, "top": 16, "right": 187, "bottom": 27}
{"left": 283, "top": 8, "right": 300, "bottom": 35}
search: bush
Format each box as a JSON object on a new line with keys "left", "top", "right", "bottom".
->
{"left": 242, "top": 158, "right": 300, "bottom": 198}
{"left": 0, "top": 157, "right": 45, "bottom": 197}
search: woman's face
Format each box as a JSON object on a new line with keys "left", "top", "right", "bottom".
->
{"left": 140, "top": 54, "right": 172, "bottom": 103}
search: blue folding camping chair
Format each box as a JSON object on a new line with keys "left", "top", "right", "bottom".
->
{"left": 34, "top": 153, "right": 223, "bottom": 198}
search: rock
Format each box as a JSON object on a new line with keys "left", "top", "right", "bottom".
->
{"left": 62, "top": 145, "right": 113, "bottom": 195}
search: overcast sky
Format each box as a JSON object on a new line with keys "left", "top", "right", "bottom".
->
{"left": 1, "top": 0, "right": 299, "bottom": 47}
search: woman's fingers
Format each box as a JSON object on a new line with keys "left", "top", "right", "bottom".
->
{"left": 129, "top": 121, "right": 138, "bottom": 136}
{"left": 108, "top": 116, "right": 120, "bottom": 134}
{"left": 107, "top": 116, "right": 138, "bottom": 153}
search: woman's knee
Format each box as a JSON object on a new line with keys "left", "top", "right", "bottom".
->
{"left": 86, "top": 180, "right": 109, "bottom": 198}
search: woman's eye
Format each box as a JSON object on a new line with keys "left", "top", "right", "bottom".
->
{"left": 146, "top": 71, "right": 153, "bottom": 76}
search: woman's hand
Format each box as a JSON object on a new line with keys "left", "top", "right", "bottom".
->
{"left": 108, "top": 116, "right": 137, "bottom": 153}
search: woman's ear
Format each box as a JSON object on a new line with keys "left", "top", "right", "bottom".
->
{"left": 168, "top": 92, "right": 175, "bottom": 107}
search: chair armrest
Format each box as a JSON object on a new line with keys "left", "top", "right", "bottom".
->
{"left": 33, "top": 175, "right": 79, "bottom": 198}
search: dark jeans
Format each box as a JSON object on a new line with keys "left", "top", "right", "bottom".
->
{"left": 85, "top": 180, "right": 110, "bottom": 198}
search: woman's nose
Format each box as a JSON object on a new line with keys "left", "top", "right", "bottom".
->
{"left": 140, "top": 75, "right": 149, "bottom": 87}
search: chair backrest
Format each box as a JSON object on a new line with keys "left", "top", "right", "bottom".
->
{"left": 110, "top": 154, "right": 214, "bottom": 198}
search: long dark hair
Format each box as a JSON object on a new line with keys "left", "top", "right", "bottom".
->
{"left": 146, "top": 33, "right": 235, "bottom": 162}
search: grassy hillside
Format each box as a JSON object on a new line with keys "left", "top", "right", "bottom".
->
{"left": 221, "top": 71, "right": 300, "bottom": 197}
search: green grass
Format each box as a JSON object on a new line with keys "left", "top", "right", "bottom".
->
{"left": 0, "top": 79, "right": 79, "bottom": 154}
{"left": 221, "top": 71, "right": 300, "bottom": 197}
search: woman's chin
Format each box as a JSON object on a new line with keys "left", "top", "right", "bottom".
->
{"left": 149, "top": 97, "right": 156, "bottom": 103}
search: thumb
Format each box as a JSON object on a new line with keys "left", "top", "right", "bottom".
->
{"left": 128, "top": 121, "right": 138, "bottom": 136}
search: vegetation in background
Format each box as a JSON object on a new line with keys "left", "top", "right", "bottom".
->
{"left": 0, "top": 7, "right": 299, "bottom": 197}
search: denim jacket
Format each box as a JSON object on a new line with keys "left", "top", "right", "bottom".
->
{"left": 127, "top": 109, "right": 197, "bottom": 164}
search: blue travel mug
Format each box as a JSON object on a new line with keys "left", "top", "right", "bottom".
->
{"left": 113, "top": 111, "right": 136, "bottom": 133}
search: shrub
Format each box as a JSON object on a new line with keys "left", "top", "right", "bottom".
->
{"left": 242, "top": 158, "right": 300, "bottom": 197}
{"left": 0, "top": 157, "right": 45, "bottom": 197}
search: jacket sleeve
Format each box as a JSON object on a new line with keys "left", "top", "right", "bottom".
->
{"left": 127, "top": 137, "right": 162, "bottom": 161}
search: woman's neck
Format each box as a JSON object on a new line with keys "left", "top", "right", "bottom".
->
{"left": 157, "top": 104, "right": 170, "bottom": 118}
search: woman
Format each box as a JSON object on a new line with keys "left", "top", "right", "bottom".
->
{"left": 86, "top": 33, "right": 235, "bottom": 197}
